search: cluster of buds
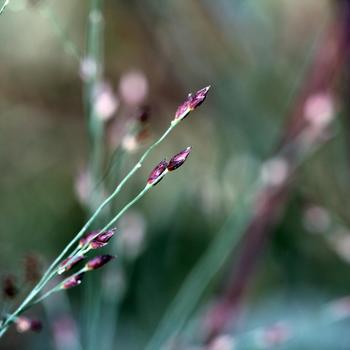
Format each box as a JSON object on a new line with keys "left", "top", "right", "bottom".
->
{"left": 147, "top": 147, "right": 192, "bottom": 186}
{"left": 174, "top": 86, "right": 210, "bottom": 121}
{"left": 60, "top": 255, "right": 115, "bottom": 290}
{"left": 58, "top": 229, "right": 116, "bottom": 275}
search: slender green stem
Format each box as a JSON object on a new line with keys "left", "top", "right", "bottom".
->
{"left": 11, "top": 122, "right": 174, "bottom": 311}
{"left": 74, "top": 182, "right": 154, "bottom": 259}
{"left": 102, "top": 183, "right": 152, "bottom": 231}
{"left": 84, "top": 0, "right": 105, "bottom": 194}
{"left": 33, "top": 267, "right": 87, "bottom": 306}
{"left": 0, "top": 0, "right": 9, "bottom": 16}
{"left": 39, "top": 4, "right": 82, "bottom": 62}
{"left": 0, "top": 103, "right": 179, "bottom": 337}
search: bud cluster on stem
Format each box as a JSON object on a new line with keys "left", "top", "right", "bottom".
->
{"left": 0, "top": 86, "right": 210, "bottom": 337}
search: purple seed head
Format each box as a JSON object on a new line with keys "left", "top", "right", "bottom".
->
{"left": 167, "top": 147, "right": 192, "bottom": 171}
{"left": 147, "top": 159, "right": 168, "bottom": 185}
{"left": 89, "top": 228, "right": 116, "bottom": 249}
{"left": 174, "top": 86, "right": 210, "bottom": 120}
{"left": 86, "top": 255, "right": 115, "bottom": 270}
{"left": 62, "top": 273, "right": 84, "bottom": 290}
{"left": 58, "top": 255, "right": 85, "bottom": 274}
{"left": 79, "top": 231, "right": 98, "bottom": 247}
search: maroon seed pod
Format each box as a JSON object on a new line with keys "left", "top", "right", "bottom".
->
{"left": 58, "top": 255, "right": 85, "bottom": 274}
{"left": 2, "top": 275, "right": 18, "bottom": 298}
{"left": 61, "top": 273, "right": 84, "bottom": 290}
{"left": 89, "top": 228, "right": 116, "bottom": 249}
{"left": 147, "top": 159, "right": 168, "bottom": 186}
{"left": 174, "top": 86, "right": 210, "bottom": 120}
{"left": 15, "top": 317, "right": 42, "bottom": 333}
{"left": 79, "top": 231, "right": 98, "bottom": 247}
{"left": 167, "top": 147, "right": 192, "bottom": 171}
{"left": 85, "top": 255, "right": 115, "bottom": 271}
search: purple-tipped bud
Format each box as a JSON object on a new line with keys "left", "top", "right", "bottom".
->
{"left": 89, "top": 228, "right": 116, "bottom": 249}
{"left": 147, "top": 160, "right": 168, "bottom": 185}
{"left": 167, "top": 147, "right": 192, "bottom": 171}
{"left": 79, "top": 231, "right": 97, "bottom": 247}
{"left": 15, "top": 317, "right": 42, "bottom": 333}
{"left": 61, "top": 273, "right": 84, "bottom": 290}
{"left": 58, "top": 255, "right": 85, "bottom": 275}
{"left": 79, "top": 228, "right": 116, "bottom": 249}
{"left": 85, "top": 255, "right": 115, "bottom": 271}
{"left": 174, "top": 86, "right": 210, "bottom": 120}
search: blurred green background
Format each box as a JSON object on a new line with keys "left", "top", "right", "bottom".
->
{"left": 2, "top": 0, "right": 350, "bottom": 349}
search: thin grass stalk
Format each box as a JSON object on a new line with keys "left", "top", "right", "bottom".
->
{"left": 0, "top": 119, "right": 178, "bottom": 337}
{"left": 84, "top": 0, "right": 105, "bottom": 199}
{"left": 0, "top": 0, "right": 9, "bottom": 16}
{"left": 39, "top": 3, "right": 81, "bottom": 62}
{"left": 82, "top": 1, "right": 105, "bottom": 347}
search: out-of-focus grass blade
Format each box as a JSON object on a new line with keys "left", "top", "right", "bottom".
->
{"left": 145, "top": 183, "right": 261, "bottom": 350}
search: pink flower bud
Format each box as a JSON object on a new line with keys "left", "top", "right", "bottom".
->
{"left": 61, "top": 273, "right": 84, "bottom": 290}
{"left": 79, "top": 228, "right": 116, "bottom": 249}
{"left": 167, "top": 147, "right": 192, "bottom": 171}
{"left": 174, "top": 86, "right": 210, "bottom": 120}
{"left": 85, "top": 255, "right": 115, "bottom": 270}
{"left": 79, "top": 231, "right": 98, "bottom": 247}
{"left": 15, "top": 317, "right": 42, "bottom": 333}
{"left": 58, "top": 255, "right": 85, "bottom": 274}
{"left": 147, "top": 160, "right": 168, "bottom": 185}
{"left": 89, "top": 228, "right": 116, "bottom": 249}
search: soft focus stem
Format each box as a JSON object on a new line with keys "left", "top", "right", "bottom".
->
{"left": 0, "top": 88, "right": 180, "bottom": 337}
{"left": 0, "top": 0, "right": 9, "bottom": 16}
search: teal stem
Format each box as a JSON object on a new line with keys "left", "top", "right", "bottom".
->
{"left": 39, "top": 4, "right": 82, "bottom": 62}
{"left": 84, "top": 0, "right": 105, "bottom": 193}
{"left": 0, "top": 0, "right": 9, "bottom": 16}
{"left": 0, "top": 116, "right": 179, "bottom": 337}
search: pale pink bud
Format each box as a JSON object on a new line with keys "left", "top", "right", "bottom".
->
{"left": 174, "top": 86, "right": 210, "bottom": 120}
{"left": 15, "top": 317, "right": 42, "bottom": 333}
{"left": 147, "top": 160, "right": 168, "bottom": 185}
{"left": 119, "top": 70, "right": 148, "bottom": 105}
{"left": 61, "top": 273, "right": 84, "bottom": 289}
{"left": 167, "top": 147, "right": 191, "bottom": 171}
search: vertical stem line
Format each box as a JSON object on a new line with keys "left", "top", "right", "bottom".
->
{"left": 83, "top": 1, "right": 105, "bottom": 348}
{"left": 84, "top": 0, "right": 105, "bottom": 201}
